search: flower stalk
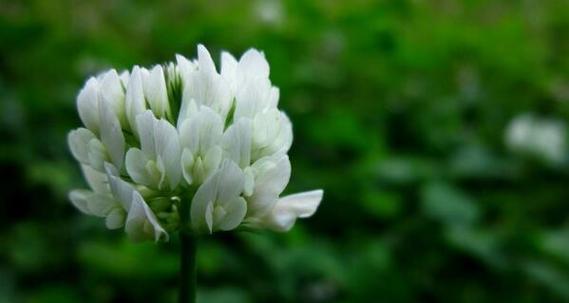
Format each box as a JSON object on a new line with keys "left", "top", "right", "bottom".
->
{"left": 179, "top": 231, "right": 197, "bottom": 303}
{"left": 179, "top": 198, "right": 197, "bottom": 303}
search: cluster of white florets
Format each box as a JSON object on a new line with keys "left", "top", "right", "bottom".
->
{"left": 68, "top": 45, "right": 323, "bottom": 242}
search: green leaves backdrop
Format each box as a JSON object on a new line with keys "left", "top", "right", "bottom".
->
{"left": 2, "top": 0, "right": 569, "bottom": 302}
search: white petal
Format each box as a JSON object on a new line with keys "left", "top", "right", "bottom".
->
{"left": 191, "top": 172, "right": 218, "bottom": 232}
{"left": 85, "top": 193, "right": 116, "bottom": 217}
{"left": 220, "top": 51, "right": 238, "bottom": 90}
{"left": 144, "top": 65, "right": 170, "bottom": 118}
{"left": 268, "top": 86, "right": 280, "bottom": 108}
{"left": 205, "top": 202, "right": 214, "bottom": 233}
{"left": 105, "top": 208, "right": 126, "bottom": 229}
{"left": 136, "top": 110, "right": 157, "bottom": 158}
{"left": 177, "top": 98, "right": 198, "bottom": 129}
{"left": 197, "top": 44, "right": 217, "bottom": 74}
{"left": 98, "top": 98, "right": 125, "bottom": 169}
{"left": 202, "top": 146, "right": 222, "bottom": 182}
{"left": 99, "top": 69, "right": 126, "bottom": 127}
{"left": 176, "top": 54, "right": 196, "bottom": 80}
{"left": 252, "top": 109, "right": 292, "bottom": 160}
{"left": 106, "top": 170, "right": 136, "bottom": 210}
{"left": 185, "top": 73, "right": 231, "bottom": 119}
{"left": 155, "top": 156, "right": 168, "bottom": 190}
{"left": 119, "top": 70, "right": 130, "bottom": 87}
{"left": 69, "top": 190, "right": 92, "bottom": 214}
{"left": 216, "top": 160, "right": 245, "bottom": 204}
{"left": 182, "top": 145, "right": 222, "bottom": 186}
{"left": 77, "top": 78, "right": 100, "bottom": 133}
{"left": 181, "top": 148, "right": 194, "bottom": 185}
{"left": 234, "top": 78, "right": 273, "bottom": 119}
{"left": 215, "top": 197, "right": 247, "bottom": 231}
{"left": 125, "top": 66, "right": 147, "bottom": 135}
{"left": 68, "top": 128, "right": 97, "bottom": 164}
{"left": 243, "top": 166, "right": 255, "bottom": 197}
{"left": 125, "top": 148, "right": 156, "bottom": 187}
{"left": 154, "top": 119, "right": 181, "bottom": 189}
{"left": 86, "top": 138, "right": 108, "bottom": 171}
{"left": 265, "top": 190, "right": 323, "bottom": 231}
{"left": 183, "top": 47, "right": 232, "bottom": 119}
{"left": 68, "top": 128, "right": 109, "bottom": 171}
{"left": 247, "top": 155, "right": 291, "bottom": 217}
{"left": 103, "top": 162, "right": 119, "bottom": 176}
{"left": 197, "top": 108, "right": 224, "bottom": 154}
{"left": 221, "top": 51, "right": 237, "bottom": 74}
{"left": 191, "top": 160, "right": 246, "bottom": 233}
{"left": 124, "top": 198, "right": 149, "bottom": 241}
{"left": 130, "top": 112, "right": 181, "bottom": 190}
{"left": 125, "top": 191, "right": 168, "bottom": 242}
{"left": 153, "top": 119, "right": 179, "bottom": 162}
{"left": 222, "top": 118, "right": 252, "bottom": 168}
{"left": 238, "top": 49, "right": 269, "bottom": 80}
{"left": 81, "top": 164, "right": 109, "bottom": 194}
{"left": 179, "top": 105, "right": 223, "bottom": 155}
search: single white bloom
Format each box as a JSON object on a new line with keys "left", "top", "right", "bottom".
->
{"left": 179, "top": 103, "right": 224, "bottom": 185}
{"left": 191, "top": 160, "right": 247, "bottom": 233}
{"left": 245, "top": 154, "right": 291, "bottom": 217}
{"left": 105, "top": 163, "right": 168, "bottom": 238}
{"left": 69, "top": 45, "right": 322, "bottom": 242}
{"left": 125, "top": 110, "right": 181, "bottom": 190}
{"left": 69, "top": 164, "right": 125, "bottom": 230}
{"left": 68, "top": 128, "right": 108, "bottom": 171}
{"left": 126, "top": 191, "right": 169, "bottom": 242}
{"left": 77, "top": 71, "right": 128, "bottom": 135}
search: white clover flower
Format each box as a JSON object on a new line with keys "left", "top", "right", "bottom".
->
{"left": 68, "top": 44, "right": 323, "bottom": 241}
{"left": 505, "top": 113, "right": 567, "bottom": 165}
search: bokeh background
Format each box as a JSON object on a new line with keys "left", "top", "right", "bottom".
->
{"left": 2, "top": 0, "right": 569, "bottom": 302}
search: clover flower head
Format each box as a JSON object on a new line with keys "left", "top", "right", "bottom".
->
{"left": 68, "top": 45, "right": 323, "bottom": 241}
{"left": 505, "top": 113, "right": 567, "bottom": 165}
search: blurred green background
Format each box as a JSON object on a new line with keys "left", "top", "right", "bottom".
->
{"left": 2, "top": 0, "right": 569, "bottom": 302}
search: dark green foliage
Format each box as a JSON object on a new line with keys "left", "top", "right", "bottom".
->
{"left": 1, "top": 0, "right": 569, "bottom": 302}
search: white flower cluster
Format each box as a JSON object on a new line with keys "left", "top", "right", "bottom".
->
{"left": 68, "top": 45, "right": 323, "bottom": 242}
{"left": 505, "top": 113, "right": 567, "bottom": 165}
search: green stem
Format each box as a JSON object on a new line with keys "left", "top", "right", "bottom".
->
{"left": 179, "top": 199, "right": 197, "bottom": 303}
